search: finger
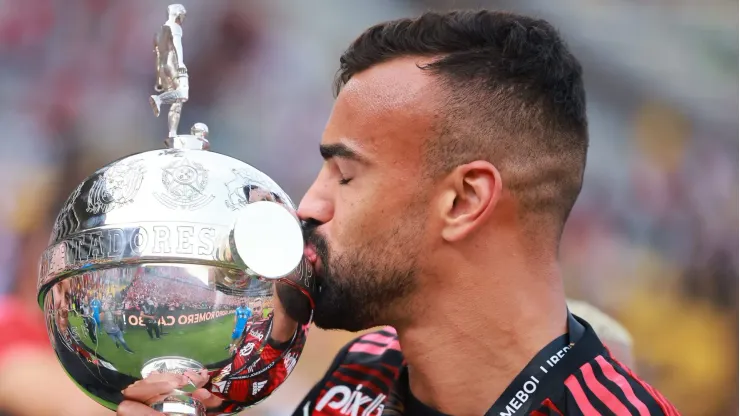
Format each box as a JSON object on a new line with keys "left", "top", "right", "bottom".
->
{"left": 185, "top": 370, "right": 210, "bottom": 385}
{"left": 117, "top": 400, "right": 165, "bottom": 416}
{"left": 192, "top": 388, "right": 224, "bottom": 409}
{"left": 122, "top": 380, "right": 183, "bottom": 404}
{"left": 146, "top": 372, "right": 187, "bottom": 384}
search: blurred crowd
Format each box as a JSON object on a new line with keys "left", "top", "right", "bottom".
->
{"left": 0, "top": 1, "right": 736, "bottom": 415}
{"left": 122, "top": 275, "right": 215, "bottom": 311}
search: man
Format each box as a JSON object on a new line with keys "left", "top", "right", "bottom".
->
{"left": 118, "top": 10, "right": 679, "bottom": 415}
{"left": 113, "top": 292, "right": 126, "bottom": 333}
{"left": 90, "top": 295, "right": 102, "bottom": 328}
{"left": 227, "top": 300, "right": 253, "bottom": 352}
{"left": 251, "top": 298, "right": 264, "bottom": 322}
{"left": 80, "top": 296, "right": 98, "bottom": 344}
{"left": 100, "top": 301, "right": 134, "bottom": 354}
{"left": 155, "top": 299, "right": 169, "bottom": 336}
{"left": 139, "top": 299, "right": 160, "bottom": 340}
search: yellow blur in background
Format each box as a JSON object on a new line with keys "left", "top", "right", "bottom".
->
{"left": 0, "top": 1, "right": 736, "bottom": 415}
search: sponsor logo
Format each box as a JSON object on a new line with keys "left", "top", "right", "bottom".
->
{"left": 248, "top": 329, "right": 264, "bottom": 341}
{"left": 252, "top": 380, "right": 267, "bottom": 395}
{"left": 240, "top": 343, "right": 256, "bottom": 357}
{"left": 315, "top": 384, "right": 385, "bottom": 416}
{"left": 284, "top": 352, "right": 298, "bottom": 375}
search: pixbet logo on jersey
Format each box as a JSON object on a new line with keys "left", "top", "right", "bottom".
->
{"left": 311, "top": 384, "right": 386, "bottom": 416}
{"left": 249, "top": 329, "right": 264, "bottom": 341}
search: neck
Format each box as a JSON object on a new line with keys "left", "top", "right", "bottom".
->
{"left": 396, "top": 251, "right": 567, "bottom": 416}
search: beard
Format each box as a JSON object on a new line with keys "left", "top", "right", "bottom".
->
{"left": 304, "top": 222, "right": 421, "bottom": 332}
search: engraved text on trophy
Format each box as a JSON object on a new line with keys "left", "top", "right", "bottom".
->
{"left": 63, "top": 224, "right": 217, "bottom": 264}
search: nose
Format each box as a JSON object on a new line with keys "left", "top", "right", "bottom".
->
{"left": 297, "top": 174, "right": 334, "bottom": 225}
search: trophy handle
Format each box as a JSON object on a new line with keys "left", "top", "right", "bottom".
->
{"left": 151, "top": 394, "right": 206, "bottom": 416}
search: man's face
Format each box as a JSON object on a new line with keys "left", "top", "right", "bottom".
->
{"left": 253, "top": 301, "right": 263, "bottom": 316}
{"left": 299, "top": 58, "right": 439, "bottom": 331}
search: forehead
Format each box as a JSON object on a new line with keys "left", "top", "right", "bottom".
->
{"left": 323, "top": 57, "right": 440, "bottom": 163}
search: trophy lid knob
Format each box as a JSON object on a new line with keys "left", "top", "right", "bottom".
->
{"left": 165, "top": 122, "right": 210, "bottom": 150}
{"left": 191, "top": 122, "right": 209, "bottom": 139}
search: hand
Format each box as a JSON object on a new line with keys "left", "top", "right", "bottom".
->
{"left": 184, "top": 369, "right": 210, "bottom": 389}
{"left": 117, "top": 372, "right": 222, "bottom": 415}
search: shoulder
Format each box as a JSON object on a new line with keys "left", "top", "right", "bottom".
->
{"left": 343, "top": 326, "right": 402, "bottom": 364}
{"left": 167, "top": 23, "right": 183, "bottom": 36}
{"left": 293, "top": 327, "right": 404, "bottom": 416}
{"left": 324, "top": 326, "right": 403, "bottom": 375}
{"left": 557, "top": 352, "right": 680, "bottom": 415}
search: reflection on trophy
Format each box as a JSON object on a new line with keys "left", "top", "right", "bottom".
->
{"left": 37, "top": 4, "right": 315, "bottom": 415}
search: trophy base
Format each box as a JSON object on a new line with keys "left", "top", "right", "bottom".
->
{"left": 151, "top": 395, "right": 206, "bottom": 416}
{"left": 141, "top": 356, "right": 207, "bottom": 416}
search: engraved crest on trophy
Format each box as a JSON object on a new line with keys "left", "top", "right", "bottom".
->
{"left": 86, "top": 159, "right": 146, "bottom": 215}
{"left": 154, "top": 157, "right": 215, "bottom": 210}
{"left": 50, "top": 182, "right": 84, "bottom": 244}
{"left": 224, "top": 168, "right": 295, "bottom": 210}
{"left": 225, "top": 169, "right": 271, "bottom": 210}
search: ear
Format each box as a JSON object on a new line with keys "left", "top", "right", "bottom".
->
{"left": 438, "top": 161, "right": 502, "bottom": 242}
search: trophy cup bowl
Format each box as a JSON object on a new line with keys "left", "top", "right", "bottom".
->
{"left": 36, "top": 137, "right": 316, "bottom": 415}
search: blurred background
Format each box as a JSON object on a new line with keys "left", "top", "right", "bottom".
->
{"left": 0, "top": 0, "right": 736, "bottom": 415}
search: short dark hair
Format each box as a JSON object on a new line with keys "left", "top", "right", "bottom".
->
{"left": 335, "top": 11, "right": 588, "bottom": 233}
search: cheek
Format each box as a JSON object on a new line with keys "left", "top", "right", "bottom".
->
{"left": 333, "top": 190, "right": 395, "bottom": 239}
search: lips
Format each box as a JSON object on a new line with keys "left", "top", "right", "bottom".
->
{"left": 303, "top": 246, "right": 318, "bottom": 265}
{"left": 303, "top": 245, "right": 324, "bottom": 279}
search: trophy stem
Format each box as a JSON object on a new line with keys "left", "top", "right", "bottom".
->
{"left": 151, "top": 394, "right": 206, "bottom": 416}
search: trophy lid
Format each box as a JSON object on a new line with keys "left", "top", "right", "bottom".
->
{"left": 37, "top": 142, "right": 304, "bottom": 297}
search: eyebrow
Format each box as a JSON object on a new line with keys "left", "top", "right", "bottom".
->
{"left": 319, "top": 143, "right": 366, "bottom": 162}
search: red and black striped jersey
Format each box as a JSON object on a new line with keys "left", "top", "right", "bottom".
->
{"left": 292, "top": 317, "right": 680, "bottom": 416}
{"left": 208, "top": 315, "right": 308, "bottom": 413}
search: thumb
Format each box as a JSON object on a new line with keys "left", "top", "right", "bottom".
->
{"left": 191, "top": 388, "right": 224, "bottom": 409}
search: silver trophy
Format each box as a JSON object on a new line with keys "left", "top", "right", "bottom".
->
{"left": 37, "top": 5, "right": 315, "bottom": 415}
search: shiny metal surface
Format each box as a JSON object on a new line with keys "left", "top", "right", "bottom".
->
{"left": 38, "top": 148, "right": 303, "bottom": 291}
{"left": 150, "top": 3, "right": 189, "bottom": 139}
{"left": 37, "top": 4, "right": 314, "bottom": 415}
{"left": 40, "top": 262, "right": 313, "bottom": 414}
